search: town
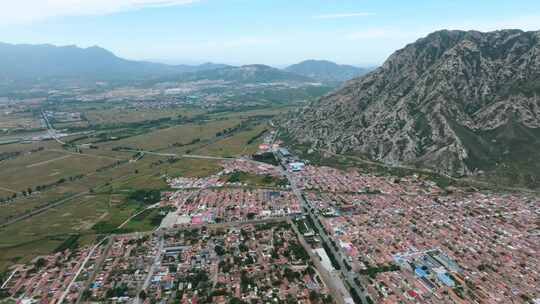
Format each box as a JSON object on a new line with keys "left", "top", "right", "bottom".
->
{"left": 1, "top": 132, "right": 539, "bottom": 304}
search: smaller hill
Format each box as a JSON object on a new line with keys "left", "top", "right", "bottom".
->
{"left": 179, "top": 64, "right": 316, "bottom": 84}
{"left": 285, "top": 60, "right": 369, "bottom": 83}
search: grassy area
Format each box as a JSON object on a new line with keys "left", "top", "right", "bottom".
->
{"left": 0, "top": 194, "right": 128, "bottom": 270}
{"left": 0, "top": 148, "right": 116, "bottom": 191}
{"left": 194, "top": 122, "right": 269, "bottom": 157}
{"left": 0, "top": 155, "right": 224, "bottom": 271}
{"left": 0, "top": 117, "right": 236, "bottom": 218}
{"left": 165, "top": 158, "right": 222, "bottom": 178}
{"left": 121, "top": 208, "right": 167, "bottom": 232}
{"left": 359, "top": 264, "right": 400, "bottom": 278}
{"left": 0, "top": 111, "right": 41, "bottom": 130}
{"left": 83, "top": 106, "right": 204, "bottom": 125}
{"left": 0, "top": 190, "right": 167, "bottom": 271}
{"left": 221, "top": 171, "right": 288, "bottom": 188}
{"left": 92, "top": 118, "right": 242, "bottom": 152}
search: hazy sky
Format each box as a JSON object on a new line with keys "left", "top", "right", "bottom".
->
{"left": 1, "top": 0, "right": 539, "bottom": 66}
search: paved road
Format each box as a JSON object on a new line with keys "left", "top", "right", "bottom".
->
{"left": 276, "top": 151, "right": 370, "bottom": 304}
{"left": 287, "top": 171, "right": 369, "bottom": 303}
{"left": 182, "top": 154, "right": 235, "bottom": 161}
{"left": 118, "top": 149, "right": 236, "bottom": 161}
{"left": 133, "top": 236, "right": 164, "bottom": 304}
{"left": 58, "top": 237, "right": 110, "bottom": 304}
{"left": 0, "top": 267, "right": 19, "bottom": 289}
{"left": 289, "top": 219, "right": 348, "bottom": 304}
{"left": 41, "top": 111, "right": 67, "bottom": 146}
{"left": 75, "top": 237, "right": 113, "bottom": 304}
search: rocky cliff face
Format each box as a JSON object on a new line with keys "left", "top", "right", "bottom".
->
{"left": 285, "top": 30, "right": 540, "bottom": 176}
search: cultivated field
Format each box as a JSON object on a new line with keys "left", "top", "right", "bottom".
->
{"left": 83, "top": 106, "right": 204, "bottom": 124}
{"left": 0, "top": 104, "right": 281, "bottom": 272}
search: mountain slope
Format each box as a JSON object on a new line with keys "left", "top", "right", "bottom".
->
{"left": 179, "top": 64, "right": 316, "bottom": 83}
{"left": 285, "top": 29, "right": 540, "bottom": 182}
{"left": 0, "top": 42, "right": 226, "bottom": 81}
{"left": 285, "top": 60, "right": 368, "bottom": 83}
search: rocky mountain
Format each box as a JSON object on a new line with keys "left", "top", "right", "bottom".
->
{"left": 285, "top": 60, "right": 368, "bottom": 83}
{"left": 179, "top": 64, "right": 316, "bottom": 84}
{"left": 0, "top": 42, "right": 227, "bottom": 81}
{"left": 285, "top": 29, "right": 540, "bottom": 183}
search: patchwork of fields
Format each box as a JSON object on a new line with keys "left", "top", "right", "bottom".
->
{"left": 0, "top": 103, "right": 285, "bottom": 272}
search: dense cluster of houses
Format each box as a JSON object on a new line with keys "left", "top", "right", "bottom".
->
{"left": 291, "top": 165, "right": 442, "bottom": 195}
{"left": 2, "top": 156, "right": 538, "bottom": 304}
{"left": 1, "top": 243, "right": 107, "bottom": 303}
{"left": 160, "top": 189, "right": 301, "bottom": 228}
{"left": 295, "top": 166, "right": 539, "bottom": 303}
{"left": 81, "top": 223, "right": 335, "bottom": 303}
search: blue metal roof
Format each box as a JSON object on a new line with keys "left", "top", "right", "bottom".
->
{"left": 415, "top": 267, "right": 428, "bottom": 277}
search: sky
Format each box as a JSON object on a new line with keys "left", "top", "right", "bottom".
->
{"left": 0, "top": 0, "right": 539, "bottom": 66}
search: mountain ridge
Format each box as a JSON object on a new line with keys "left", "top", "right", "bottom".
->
{"left": 284, "top": 29, "right": 540, "bottom": 185}
{"left": 0, "top": 42, "right": 329, "bottom": 85}
{"left": 285, "top": 59, "right": 369, "bottom": 83}
{"left": 177, "top": 64, "right": 317, "bottom": 84}
{"left": 0, "top": 42, "right": 229, "bottom": 81}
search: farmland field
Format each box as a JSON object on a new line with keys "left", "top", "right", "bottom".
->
{"left": 0, "top": 149, "right": 117, "bottom": 191}
{"left": 83, "top": 106, "right": 204, "bottom": 124}
{"left": 0, "top": 103, "right": 284, "bottom": 271}
{"left": 0, "top": 112, "right": 42, "bottom": 130}
{"left": 194, "top": 122, "right": 268, "bottom": 157}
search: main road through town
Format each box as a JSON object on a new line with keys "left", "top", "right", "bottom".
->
{"left": 276, "top": 152, "right": 370, "bottom": 304}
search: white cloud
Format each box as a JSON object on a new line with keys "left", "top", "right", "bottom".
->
{"left": 0, "top": 0, "right": 199, "bottom": 25}
{"left": 313, "top": 12, "right": 374, "bottom": 19}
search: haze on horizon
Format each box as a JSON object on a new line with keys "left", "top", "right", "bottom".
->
{"left": 0, "top": 0, "right": 539, "bottom": 66}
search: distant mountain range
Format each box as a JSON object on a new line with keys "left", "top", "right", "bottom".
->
{"left": 285, "top": 29, "right": 540, "bottom": 187}
{"left": 0, "top": 42, "right": 228, "bottom": 82}
{"left": 0, "top": 42, "right": 371, "bottom": 85}
{"left": 285, "top": 60, "right": 370, "bottom": 83}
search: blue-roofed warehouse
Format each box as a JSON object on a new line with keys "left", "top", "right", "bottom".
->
{"left": 415, "top": 267, "right": 428, "bottom": 277}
